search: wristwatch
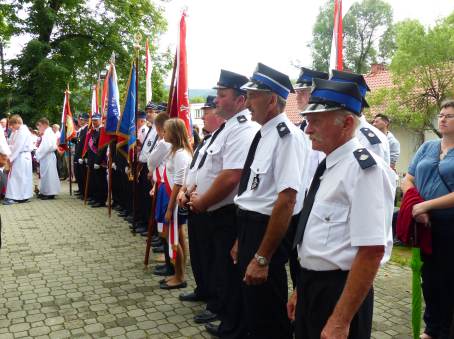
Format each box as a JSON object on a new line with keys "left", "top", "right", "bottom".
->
{"left": 254, "top": 253, "right": 268, "bottom": 267}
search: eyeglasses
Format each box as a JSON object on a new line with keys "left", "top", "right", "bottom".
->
{"left": 438, "top": 114, "right": 454, "bottom": 119}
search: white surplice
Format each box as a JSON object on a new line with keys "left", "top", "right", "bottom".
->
{"left": 35, "top": 127, "right": 60, "bottom": 196}
{"left": 5, "top": 124, "right": 33, "bottom": 200}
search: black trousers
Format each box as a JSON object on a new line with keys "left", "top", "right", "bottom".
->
{"left": 421, "top": 219, "right": 454, "bottom": 339}
{"left": 90, "top": 167, "right": 107, "bottom": 204}
{"left": 135, "top": 166, "right": 152, "bottom": 225}
{"left": 283, "top": 216, "right": 300, "bottom": 288}
{"left": 237, "top": 209, "right": 292, "bottom": 339}
{"left": 295, "top": 269, "right": 374, "bottom": 339}
{"left": 207, "top": 205, "right": 244, "bottom": 338}
{"left": 187, "top": 211, "right": 214, "bottom": 301}
{"left": 74, "top": 162, "right": 83, "bottom": 192}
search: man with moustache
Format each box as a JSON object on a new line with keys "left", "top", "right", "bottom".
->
{"left": 233, "top": 63, "right": 310, "bottom": 339}
{"left": 288, "top": 79, "right": 396, "bottom": 339}
{"left": 188, "top": 70, "right": 259, "bottom": 337}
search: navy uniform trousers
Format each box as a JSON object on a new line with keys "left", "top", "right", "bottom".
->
{"left": 294, "top": 269, "right": 374, "bottom": 339}
{"left": 237, "top": 209, "right": 293, "bottom": 339}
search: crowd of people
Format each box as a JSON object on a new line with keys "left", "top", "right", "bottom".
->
{"left": 1, "top": 63, "right": 453, "bottom": 339}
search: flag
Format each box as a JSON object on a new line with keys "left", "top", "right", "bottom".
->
{"left": 82, "top": 84, "right": 99, "bottom": 157}
{"left": 169, "top": 12, "right": 192, "bottom": 136}
{"left": 58, "top": 90, "right": 76, "bottom": 152}
{"left": 99, "top": 63, "right": 121, "bottom": 149}
{"left": 145, "top": 38, "right": 152, "bottom": 104}
{"left": 116, "top": 62, "right": 137, "bottom": 162}
{"left": 329, "top": 0, "right": 343, "bottom": 72}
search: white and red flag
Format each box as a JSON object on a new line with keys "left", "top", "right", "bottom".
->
{"left": 329, "top": 0, "right": 343, "bottom": 72}
{"left": 145, "top": 38, "right": 152, "bottom": 104}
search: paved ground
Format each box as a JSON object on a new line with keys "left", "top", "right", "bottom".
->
{"left": 0, "top": 182, "right": 416, "bottom": 338}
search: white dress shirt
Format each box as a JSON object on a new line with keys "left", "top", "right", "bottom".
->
{"left": 196, "top": 109, "right": 260, "bottom": 211}
{"left": 234, "top": 113, "right": 310, "bottom": 215}
{"left": 137, "top": 125, "right": 149, "bottom": 145}
{"left": 139, "top": 125, "right": 158, "bottom": 163}
{"left": 357, "top": 116, "right": 390, "bottom": 165}
{"left": 297, "top": 137, "right": 396, "bottom": 271}
{"left": 165, "top": 149, "right": 192, "bottom": 187}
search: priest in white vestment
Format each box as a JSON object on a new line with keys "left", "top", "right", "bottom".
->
{"left": 3, "top": 115, "right": 33, "bottom": 204}
{"left": 35, "top": 118, "right": 60, "bottom": 199}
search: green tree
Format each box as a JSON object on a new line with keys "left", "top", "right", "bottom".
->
{"left": 190, "top": 96, "right": 205, "bottom": 104}
{"left": 0, "top": 0, "right": 172, "bottom": 124}
{"left": 310, "top": 0, "right": 394, "bottom": 73}
{"left": 367, "top": 16, "right": 454, "bottom": 140}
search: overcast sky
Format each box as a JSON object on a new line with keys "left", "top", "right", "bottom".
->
{"left": 6, "top": 0, "right": 454, "bottom": 89}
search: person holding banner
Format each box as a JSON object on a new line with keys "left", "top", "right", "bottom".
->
{"left": 87, "top": 114, "right": 107, "bottom": 208}
{"left": 74, "top": 113, "right": 89, "bottom": 197}
{"left": 3, "top": 115, "right": 33, "bottom": 205}
{"left": 35, "top": 118, "right": 60, "bottom": 199}
{"left": 159, "top": 118, "right": 192, "bottom": 290}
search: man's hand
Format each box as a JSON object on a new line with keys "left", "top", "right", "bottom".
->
{"left": 230, "top": 239, "right": 238, "bottom": 264}
{"left": 412, "top": 201, "right": 429, "bottom": 218}
{"left": 93, "top": 164, "right": 100, "bottom": 170}
{"left": 188, "top": 192, "right": 206, "bottom": 213}
{"left": 78, "top": 158, "right": 83, "bottom": 165}
{"left": 243, "top": 258, "right": 268, "bottom": 285}
{"left": 112, "top": 162, "right": 117, "bottom": 170}
{"left": 287, "top": 289, "right": 297, "bottom": 321}
{"left": 321, "top": 315, "right": 350, "bottom": 339}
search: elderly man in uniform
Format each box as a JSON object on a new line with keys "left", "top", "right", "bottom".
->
{"left": 178, "top": 96, "right": 225, "bottom": 307}
{"left": 187, "top": 70, "right": 259, "bottom": 337}
{"left": 3, "top": 115, "right": 33, "bottom": 205}
{"left": 87, "top": 114, "right": 107, "bottom": 207}
{"left": 132, "top": 109, "right": 158, "bottom": 235}
{"left": 35, "top": 118, "right": 60, "bottom": 199}
{"left": 74, "top": 113, "right": 89, "bottom": 197}
{"left": 330, "top": 70, "right": 390, "bottom": 164}
{"left": 232, "top": 63, "right": 310, "bottom": 339}
{"left": 287, "top": 79, "right": 396, "bottom": 339}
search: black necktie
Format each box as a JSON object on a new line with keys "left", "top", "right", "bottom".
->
{"left": 197, "top": 123, "right": 226, "bottom": 169}
{"left": 148, "top": 134, "right": 159, "bottom": 153}
{"left": 292, "top": 159, "right": 327, "bottom": 249}
{"left": 237, "top": 130, "right": 262, "bottom": 196}
{"left": 190, "top": 134, "right": 211, "bottom": 169}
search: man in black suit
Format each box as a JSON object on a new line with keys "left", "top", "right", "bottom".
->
{"left": 74, "top": 113, "right": 89, "bottom": 197}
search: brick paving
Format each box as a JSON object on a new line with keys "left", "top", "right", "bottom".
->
{"left": 0, "top": 182, "right": 415, "bottom": 338}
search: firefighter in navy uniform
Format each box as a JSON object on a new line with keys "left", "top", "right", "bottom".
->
{"left": 87, "top": 114, "right": 107, "bottom": 207}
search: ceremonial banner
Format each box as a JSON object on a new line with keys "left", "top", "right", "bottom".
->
{"left": 82, "top": 84, "right": 99, "bottom": 157}
{"left": 329, "top": 0, "right": 343, "bottom": 72}
{"left": 169, "top": 12, "right": 192, "bottom": 137}
{"left": 116, "top": 62, "right": 137, "bottom": 162}
{"left": 145, "top": 38, "right": 153, "bottom": 104}
{"left": 58, "top": 90, "right": 76, "bottom": 152}
{"left": 99, "top": 63, "right": 121, "bottom": 149}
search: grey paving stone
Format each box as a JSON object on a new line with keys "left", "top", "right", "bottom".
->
{"left": 0, "top": 182, "right": 415, "bottom": 338}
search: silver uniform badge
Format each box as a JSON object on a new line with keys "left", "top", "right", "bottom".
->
{"left": 359, "top": 154, "right": 369, "bottom": 161}
{"left": 251, "top": 174, "right": 260, "bottom": 190}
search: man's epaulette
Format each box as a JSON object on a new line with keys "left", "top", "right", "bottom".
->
{"left": 359, "top": 127, "right": 381, "bottom": 145}
{"left": 276, "top": 122, "right": 290, "bottom": 137}
{"left": 237, "top": 115, "right": 247, "bottom": 123}
{"left": 353, "top": 148, "right": 376, "bottom": 169}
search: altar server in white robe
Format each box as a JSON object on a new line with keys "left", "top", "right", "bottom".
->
{"left": 35, "top": 118, "right": 60, "bottom": 199}
{"left": 3, "top": 114, "right": 33, "bottom": 205}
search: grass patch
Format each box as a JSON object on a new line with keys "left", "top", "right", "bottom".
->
{"left": 390, "top": 245, "right": 413, "bottom": 267}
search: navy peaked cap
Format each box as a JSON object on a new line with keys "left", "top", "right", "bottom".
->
{"left": 202, "top": 95, "right": 216, "bottom": 109}
{"left": 241, "top": 63, "right": 294, "bottom": 99}
{"left": 137, "top": 111, "right": 146, "bottom": 119}
{"left": 213, "top": 69, "right": 249, "bottom": 92}
{"left": 302, "top": 78, "right": 363, "bottom": 116}
{"left": 295, "top": 67, "right": 329, "bottom": 89}
{"left": 330, "top": 69, "right": 370, "bottom": 108}
{"left": 92, "top": 113, "right": 102, "bottom": 120}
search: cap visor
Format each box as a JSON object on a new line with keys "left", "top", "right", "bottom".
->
{"left": 301, "top": 103, "right": 342, "bottom": 115}
{"left": 240, "top": 81, "right": 271, "bottom": 92}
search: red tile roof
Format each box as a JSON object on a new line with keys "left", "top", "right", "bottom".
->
{"left": 285, "top": 93, "right": 303, "bottom": 125}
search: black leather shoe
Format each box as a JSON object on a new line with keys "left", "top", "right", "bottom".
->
{"left": 194, "top": 310, "right": 218, "bottom": 324}
{"left": 204, "top": 322, "right": 221, "bottom": 336}
{"left": 39, "top": 195, "right": 55, "bottom": 200}
{"left": 153, "top": 245, "right": 164, "bottom": 253}
{"left": 124, "top": 215, "right": 135, "bottom": 223}
{"left": 153, "top": 266, "right": 174, "bottom": 277}
{"left": 118, "top": 211, "right": 129, "bottom": 217}
{"left": 160, "top": 280, "right": 187, "bottom": 290}
{"left": 179, "top": 291, "right": 203, "bottom": 302}
{"left": 91, "top": 202, "right": 106, "bottom": 208}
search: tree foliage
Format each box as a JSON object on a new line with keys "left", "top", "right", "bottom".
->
{"left": 367, "top": 15, "right": 454, "bottom": 138}
{"left": 310, "top": 0, "right": 394, "bottom": 73}
{"left": 0, "top": 0, "right": 172, "bottom": 124}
